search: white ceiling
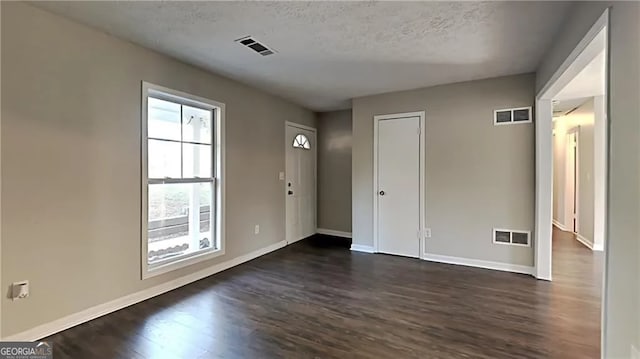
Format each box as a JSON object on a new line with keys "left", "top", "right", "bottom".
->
{"left": 553, "top": 30, "right": 606, "bottom": 116}
{"left": 32, "top": 1, "right": 572, "bottom": 111}
{"left": 555, "top": 49, "right": 606, "bottom": 102}
{"left": 553, "top": 97, "right": 591, "bottom": 116}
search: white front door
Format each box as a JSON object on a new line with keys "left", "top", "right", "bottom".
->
{"left": 285, "top": 123, "right": 316, "bottom": 244}
{"left": 376, "top": 116, "right": 421, "bottom": 258}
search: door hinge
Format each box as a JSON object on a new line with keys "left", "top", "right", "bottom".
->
{"left": 417, "top": 127, "right": 421, "bottom": 135}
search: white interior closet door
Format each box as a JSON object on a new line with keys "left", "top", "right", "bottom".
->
{"left": 376, "top": 116, "right": 421, "bottom": 258}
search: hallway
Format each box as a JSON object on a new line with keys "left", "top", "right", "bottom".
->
{"left": 551, "top": 226, "right": 604, "bottom": 356}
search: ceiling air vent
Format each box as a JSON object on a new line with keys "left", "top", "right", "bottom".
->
{"left": 235, "top": 36, "right": 276, "bottom": 56}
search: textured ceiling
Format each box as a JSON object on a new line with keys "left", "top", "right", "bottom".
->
{"left": 32, "top": 1, "right": 572, "bottom": 111}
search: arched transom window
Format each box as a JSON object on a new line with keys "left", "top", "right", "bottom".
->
{"left": 293, "top": 134, "right": 311, "bottom": 150}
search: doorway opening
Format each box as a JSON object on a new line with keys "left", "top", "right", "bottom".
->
{"left": 536, "top": 9, "right": 608, "bottom": 357}
{"left": 553, "top": 94, "right": 605, "bottom": 252}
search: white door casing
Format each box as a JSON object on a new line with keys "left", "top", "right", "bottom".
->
{"left": 535, "top": 11, "right": 608, "bottom": 356}
{"left": 373, "top": 112, "right": 426, "bottom": 258}
{"left": 535, "top": 9, "right": 608, "bottom": 282}
{"left": 285, "top": 122, "right": 317, "bottom": 244}
{"left": 565, "top": 129, "right": 579, "bottom": 233}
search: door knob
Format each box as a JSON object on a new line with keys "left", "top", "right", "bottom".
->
{"left": 379, "top": 190, "right": 385, "bottom": 196}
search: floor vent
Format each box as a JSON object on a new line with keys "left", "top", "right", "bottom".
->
{"left": 235, "top": 36, "right": 276, "bottom": 56}
{"left": 493, "top": 228, "right": 530, "bottom": 247}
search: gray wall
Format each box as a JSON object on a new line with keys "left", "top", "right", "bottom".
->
{"left": 552, "top": 99, "right": 595, "bottom": 245}
{"left": 537, "top": 2, "right": 640, "bottom": 357}
{"left": 578, "top": 111, "right": 595, "bottom": 246}
{"left": 352, "top": 74, "right": 535, "bottom": 266}
{"left": 317, "top": 110, "right": 352, "bottom": 233}
{"left": 1, "top": 2, "right": 315, "bottom": 337}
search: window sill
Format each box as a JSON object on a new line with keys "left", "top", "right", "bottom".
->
{"left": 142, "top": 247, "right": 225, "bottom": 280}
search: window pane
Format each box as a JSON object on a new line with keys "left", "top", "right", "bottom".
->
{"left": 148, "top": 183, "right": 190, "bottom": 222}
{"left": 198, "top": 183, "right": 214, "bottom": 250}
{"left": 183, "top": 143, "right": 212, "bottom": 178}
{"left": 148, "top": 182, "right": 214, "bottom": 264}
{"left": 148, "top": 183, "right": 190, "bottom": 264}
{"left": 148, "top": 139, "right": 181, "bottom": 178}
{"left": 182, "top": 105, "right": 212, "bottom": 144}
{"left": 148, "top": 97, "right": 181, "bottom": 141}
{"left": 293, "top": 134, "right": 311, "bottom": 149}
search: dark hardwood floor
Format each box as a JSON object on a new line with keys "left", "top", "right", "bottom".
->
{"left": 44, "top": 230, "right": 602, "bottom": 358}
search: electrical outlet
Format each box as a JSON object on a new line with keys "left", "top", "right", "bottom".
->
{"left": 424, "top": 228, "right": 432, "bottom": 238}
{"left": 11, "top": 280, "right": 29, "bottom": 300}
{"left": 279, "top": 172, "right": 285, "bottom": 180}
{"left": 254, "top": 225, "right": 260, "bottom": 235}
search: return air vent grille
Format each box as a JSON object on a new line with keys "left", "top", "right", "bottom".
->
{"left": 494, "top": 107, "right": 532, "bottom": 125}
{"left": 235, "top": 36, "right": 276, "bottom": 56}
{"left": 493, "top": 228, "right": 530, "bottom": 247}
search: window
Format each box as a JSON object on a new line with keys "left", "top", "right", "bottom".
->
{"left": 492, "top": 228, "right": 530, "bottom": 247}
{"left": 142, "top": 82, "right": 224, "bottom": 278}
{"left": 293, "top": 134, "right": 311, "bottom": 149}
{"left": 493, "top": 107, "right": 532, "bottom": 125}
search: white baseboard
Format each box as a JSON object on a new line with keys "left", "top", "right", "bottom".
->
{"left": 423, "top": 253, "right": 534, "bottom": 276}
{"left": 575, "top": 234, "right": 596, "bottom": 250}
{"left": 316, "top": 228, "right": 352, "bottom": 238}
{"left": 552, "top": 219, "right": 568, "bottom": 232}
{"left": 2, "top": 240, "right": 288, "bottom": 342}
{"left": 535, "top": 272, "right": 553, "bottom": 281}
{"left": 552, "top": 221, "right": 603, "bottom": 252}
{"left": 350, "top": 244, "right": 374, "bottom": 253}
{"left": 287, "top": 236, "right": 306, "bottom": 245}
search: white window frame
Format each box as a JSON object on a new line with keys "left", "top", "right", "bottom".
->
{"left": 493, "top": 106, "right": 533, "bottom": 126}
{"left": 492, "top": 228, "right": 531, "bottom": 247}
{"left": 141, "top": 82, "right": 225, "bottom": 279}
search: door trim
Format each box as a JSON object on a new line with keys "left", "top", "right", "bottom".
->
{"left": 284, "top": 121, "right": 317, "bottom": 244}
{"left": 285, "top": 121, "right": 316, "bottom": 133}
{"left": 565, "top": 127, "right": 580, "bottom": 234}
{"left": 373, "top": 111, "right": 426, "bottom": 259}
{"left": 535, "top": 8, "right": 608, "bottom": 282}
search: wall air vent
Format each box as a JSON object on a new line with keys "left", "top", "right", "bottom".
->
{"left": 493, "top": 228, "right": 531, "bottom": 247}
{"left": 235, "top": 36, "right": 276, "bottom": 56}
{"left": 493, "top": 107, "right": 532, "bottom": 125}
